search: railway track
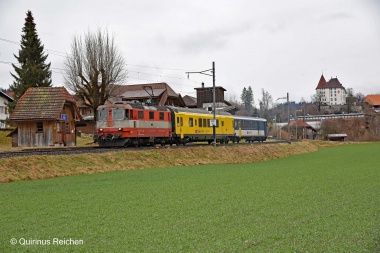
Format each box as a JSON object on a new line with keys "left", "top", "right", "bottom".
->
{"left": 0, "top": 140, "right": 292, "bottom": 159}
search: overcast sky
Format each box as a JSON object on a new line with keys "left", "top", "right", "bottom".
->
{"left": 1, "top": 0, "right": 379, "bottom": 105}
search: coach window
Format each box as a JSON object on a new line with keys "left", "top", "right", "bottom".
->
{"left": 149, "top": 111, "right": 155, "bottom": 120}
{"left": 199, "top": 118, "right": 203, "bottom": 127}
{"left": 159, "top": 112, "right": 164, "bottom": 120}
{"left": 207, "top": 119, "right": 211, "bottom": 127}
{"left": 221, "top": 121, "right": 224, "bottom": 127}
{"left": 189, "top": 118, "right": 193, "bottom": 127}
{"left": 138, "top": 111, "right": 144, "bottom": 119}
{"left": 177, "top": 117, "right": 180, "bottom": 126}
{"left": 180, "top": 117, "right": 183, "bottom": 126}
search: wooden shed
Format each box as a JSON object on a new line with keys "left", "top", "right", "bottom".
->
{"left": 9, "top": 87, "right": 82, "bottom": 147}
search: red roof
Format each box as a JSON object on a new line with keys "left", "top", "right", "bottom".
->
{"left": 288, "top": 120, "right": 315, "bottom": 130}
{"left": 10, "top": 87, "right": 79, "bottom": 121}
{"left": 316, "top": 75, "right": 345, "bottom": 90}
{"left": 5, "top": 91, "right": 14, "bottom": 99}
{"left": 363, "top": 95, "right": 380, "bottom": 106}
{"left": 316, "top": 74, "right": 328, "bottom": 89}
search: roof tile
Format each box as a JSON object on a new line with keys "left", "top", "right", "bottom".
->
{"left": 10, "top": 87, "right": 77, "bottom": 121}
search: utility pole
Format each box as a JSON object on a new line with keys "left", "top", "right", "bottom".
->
{"left": 277, "top": 92, "right": 290, "bottom": 143}
{"left": 287, "top": 92, "right": 290, "bottom": 143}
{"left": 186, "top": 62, "right": 216, "bottom": 147}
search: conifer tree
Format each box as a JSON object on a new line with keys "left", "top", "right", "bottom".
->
{"left": 9, "top": 10, "right": 52, "bottom": 111}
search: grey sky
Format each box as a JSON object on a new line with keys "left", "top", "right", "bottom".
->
{"left": 0, "top": 0, "right": 379, "bottom": 105}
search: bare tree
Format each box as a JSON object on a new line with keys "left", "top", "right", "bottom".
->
{"left": 311, "top": 92, "right": 323, "bottom": 112}
{"left": 64, "top": 28, "right": 127, "bottom": 120}
{"left": 259, "top": 88, "right": 272, "bottom": 111}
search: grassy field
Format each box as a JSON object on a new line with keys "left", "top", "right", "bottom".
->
{"left": 0, "top": 142, "right": 379, "bottom": 252}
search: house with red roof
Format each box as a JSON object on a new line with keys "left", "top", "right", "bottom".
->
{"left": 283, "top": 120, "right": 317, "bottom": 139}
{"left": 316, "top": 74, "right": 347, "bottom": 106}
{"left": 363, "top": 94, "right": 380, "bottom": 113}
{"left": 9, "top": 87, "right": 82, "bottom": 147}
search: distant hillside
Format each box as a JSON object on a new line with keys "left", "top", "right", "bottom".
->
{"left": 319, "top": 115, "right": 380, "bottom": 141}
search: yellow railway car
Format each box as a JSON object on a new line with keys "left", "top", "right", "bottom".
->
{"left": 166, "top": 107, "right": 234, "bottom": 144}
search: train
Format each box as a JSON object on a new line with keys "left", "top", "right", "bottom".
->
{"left": 93, "top": 101, "right": 267, "bottom": 147}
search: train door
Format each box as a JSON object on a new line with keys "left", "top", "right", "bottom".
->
{"left": 179, "top": 116, "right": 184, "bottom": 138}
{"left": 238, "top": 121, "right": 242, "bottom": 137}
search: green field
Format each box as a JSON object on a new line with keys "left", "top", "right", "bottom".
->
{"left": 1, "top": 143, "right": 379, "bottom": 252}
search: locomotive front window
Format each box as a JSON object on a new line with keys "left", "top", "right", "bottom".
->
{"left": 138, "top": 111, "right": 144, "bottom": 119}
{"left": 149, "top": 111, "right": 154, "bottom": 120}
{"left": 113, "top": 108, "right": 124, "bottom": 120}
{"left": 98, "top": 109, "right": 108, "bottom": 121}
{"left": 159, "top": 112, "right": 164, "bottom": 120}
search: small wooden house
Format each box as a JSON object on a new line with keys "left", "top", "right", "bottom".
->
{"left": 9, "top": 87, "right": 82, "bottom": 147}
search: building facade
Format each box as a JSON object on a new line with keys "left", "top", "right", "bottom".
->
{"left": 316, "top": 74, "right": 347, "bottom": 106}
{"left": 0, "top": 91, "right": 14, "bottom": 128}
{"left": 9, "top": 87, "right": 82, "bottom": 147}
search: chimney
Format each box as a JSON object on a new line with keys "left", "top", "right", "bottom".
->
{"left": 201, "top": 82, "right": 204, "bottom": 88}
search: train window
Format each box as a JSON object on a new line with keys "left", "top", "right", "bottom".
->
{"left": 113, "top": 108, "right": 124, "bottom": 120}
{"left": 254, "top": 121, "right": 258, "bottom": 130}
{"left": 177, "top": 117, "right": 180, "bottom": 126}
{"left": 138, "top": 111, "right": 144, "bottom": 119}
{"left": 221, "top": 121, "right": 224, "bottom": 127}
{"left": 189, "top": 118, "right": 193, "bottom": 127}
{"left": 199, "top": 118, "right": 203, "bottom": 127}
{"left": 216, "top": 120, "right": 219, "bottom": 128}
{"left": 98, "top": 109, "right": 108, "bottom": 121}
{"left": 195, "top": 119, "right": 197, "bottom": 126}
{"left": 149, "top": 111, "right": 154, "bottom": 120}
{"left": 125, "top": 110, "right": 129, "bottom": 119}
{"left": 207, "top": 119, "right": 211, "bottom": 127}
{"left": 130, "top": 110, "right": 134, "bottom": 119}
{"left": 203, "top": 119, "right": 207, "bottom": 128}
{"left": 159, "top": 112, "right": 164, "bottom": 120}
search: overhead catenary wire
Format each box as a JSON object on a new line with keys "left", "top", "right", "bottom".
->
{"left": 0, "top": 36, "right": 203, "bottom": 73}
{"left": 1, "top": 36, "right": 210, "bottom": 91}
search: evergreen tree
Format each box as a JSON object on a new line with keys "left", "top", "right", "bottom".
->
{"left": 240, "top": 86, "right": 254, "bottom": 110}
{"left": 9, "top": 10, "right": 52, "bottom": 111}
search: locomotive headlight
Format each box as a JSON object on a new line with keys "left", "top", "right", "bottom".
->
{"left": 99, "top": 128, "right": 103, "bottom": 132}
{"left": 118, "top": 128, "right": 122, "bottom": 131}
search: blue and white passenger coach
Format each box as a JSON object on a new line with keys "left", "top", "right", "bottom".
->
{"left": 232, "top": 116, "right": 267, "bottom": 143}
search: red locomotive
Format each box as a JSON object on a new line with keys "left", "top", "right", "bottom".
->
{"left": 95, "top": 102, "right": 172, "bottom": 147}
